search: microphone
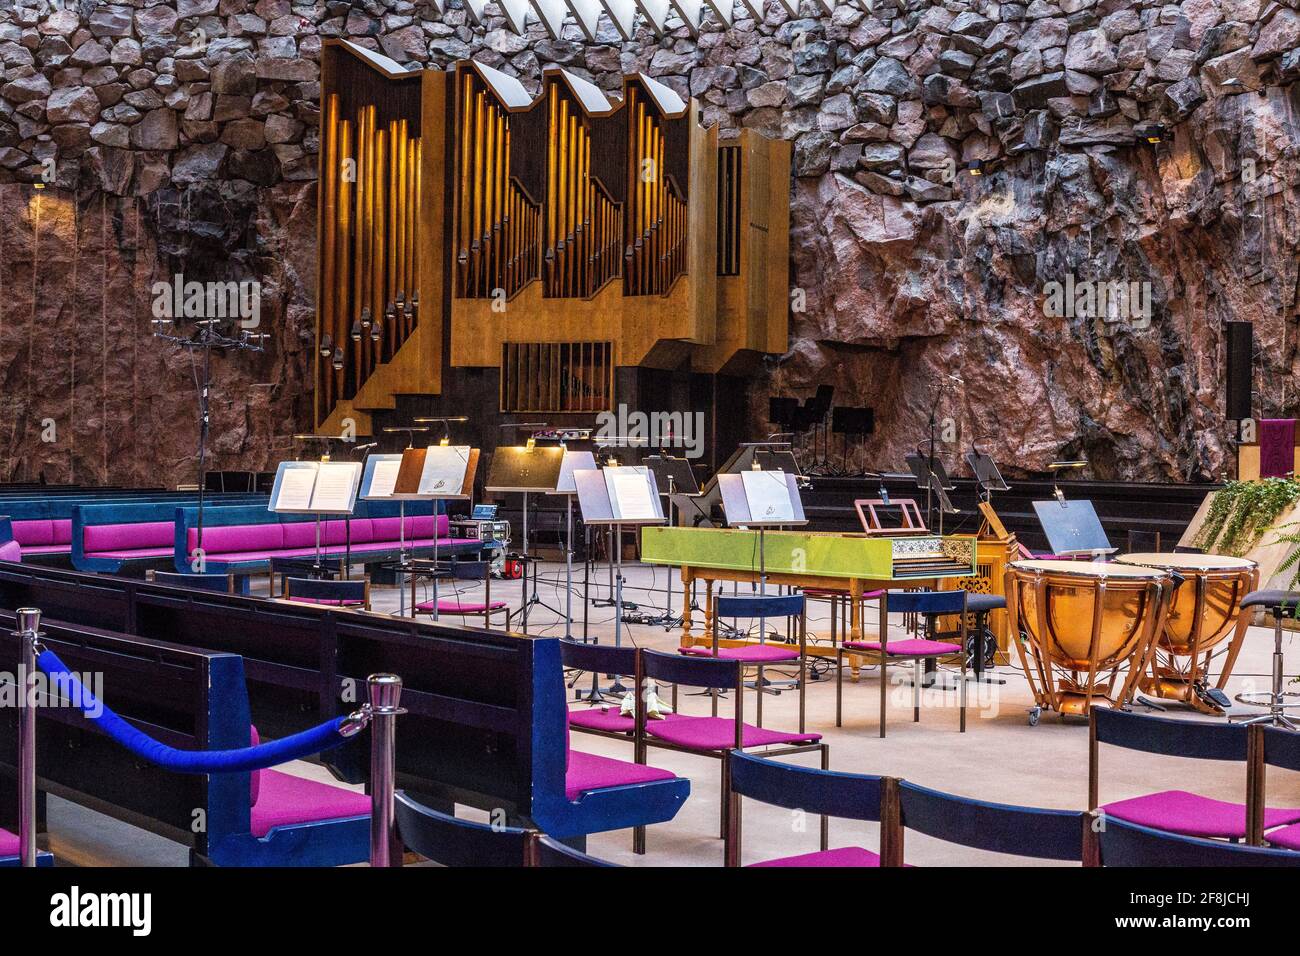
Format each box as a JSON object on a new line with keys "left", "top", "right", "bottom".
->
{"left": 353, "top": 442, "right": 378, "bottom": 452}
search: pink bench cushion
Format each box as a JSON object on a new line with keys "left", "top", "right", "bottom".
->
{"left": 0, "top": 827, "right": 17, "bottom": 858}
{"left": 751, "top": 846, "right": 881, "bottom": 867}
{"left": 249, "top": 769, "right": 371, "bottom": 838}
{"left": 681, "top": 644, "right": 801, "bottom": 662}
{"left": 0, "top": 541, "right": 20, "bottom": 562}
{"left": 90, "top": 548, "right": 174, "bottom": 559}
{"left": 565, "top": 750, "right": 676, "bottom": 800}
{"left": 1101, "top": 790, "right": 1300, "bottom": 840}
{"left": 191, "top": 515, "right": 460, "bottom": 558}
{"left": 189, "top": 523, "right": 284, "bottom": 555}
{"left": 12, "top": 519, "right": 70, "bottom": 547}
{"left": 845, "top": 638, "right": 962, "bottom": 657}
{"left": 83, "top": 520, "right": 174, "bottom": 554}
{"left": 568, "top": 706, "right": 636, "bottom": 733}
{"left": 645, "top": 715, "right": 820, "bottom": 750}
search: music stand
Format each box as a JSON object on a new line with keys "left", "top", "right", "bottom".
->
{"left": 905, "top": 451, "right": 958, "bottom": 531}
{"left": 1032, "top": 498, "right": 1115, "bottom": 558}
{"left": 550, "top": 448, "right": 597, "bottom": 639}
{"left": 576, "top": 466, "right": 664, "bottom": 665}
{"left": 486, "top": 444, "right": 565, "bottom": 633}
{"left": 966, "top": 445, "right": 1009, "bottom": 502}
{"left": 268, "top": 459, "right": 362, "bottom": 570}
{"left": 718, "top": 469, "right": 807, "bottom": 591}
{"left": 645, "top": 454, "right": 701, "bottom": 628}
{"left": 831, "top": 406, "right": 874, "bottom": 476}
{"left": 391, "top": 444, "right": 477, "bottom": 618}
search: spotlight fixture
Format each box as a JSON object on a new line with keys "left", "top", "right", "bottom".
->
{"left": 350, "top": 320, "right": 362, "bottom": 342}
{"left": 414, "top": 416, "right": 468, "bottom": 447}
{"left": 1136, "top": 124, "right": 1166, "bottom": 145}
{"left": 964, "top": 159, "right": 988, "bottom": 176}
{"left": 33, "top": 182, "right": 45, "bottom": 190}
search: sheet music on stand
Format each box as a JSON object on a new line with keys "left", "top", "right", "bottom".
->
{"left": 574, "top": 467, "right": 665, "bottom": 524}
{"left": 268, "top": 460, "right": 362, "bottom": 514}
{"left": 718, "top": 470, "right": 807, "bottom": 526}
{"left": 359, "top": 453, "right": 404, "bottom": 499}
{"left": 394, "top": 445, "right": 476, "bottom": 499}
{"left": 1032, "top": 499, "right": 1115, "bottom": 556}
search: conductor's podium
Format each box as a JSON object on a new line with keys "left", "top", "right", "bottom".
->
{"left": 641, "top": 527, "right": 979, "bottom": 651}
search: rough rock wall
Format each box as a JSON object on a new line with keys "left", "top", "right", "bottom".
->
{"left": 2, "top": 0, "right": 1299, "bottom": 485}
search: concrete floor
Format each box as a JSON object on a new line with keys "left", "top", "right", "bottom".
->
{"left": 43, "top": 558, "right": 1300, "bottom": 867}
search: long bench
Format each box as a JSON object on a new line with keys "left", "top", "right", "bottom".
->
{"left": 0, "top": 562, "right": 689, "bottom": 845}
{"left": 173, "top": 503, "right": 487, "bottom": 574}
{"left": 0, "top": 613, "right": 370, "bottom": 866}
{"left": 4, "top": 492, "right": 265, "bottom": 561}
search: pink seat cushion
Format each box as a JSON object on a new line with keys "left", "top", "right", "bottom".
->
{"left": 565, "top": 750, "right": 676, "bottom": 800}
{"left": 0, "top": 541, "right": 20, "bottom": 562}
{"left": 18, "top": 544, "right": 66, "bottom": 555}
{"left": 751, "top": 845, "right": 881, "bottom": 867}
{"left": 681, "top": 644, "right": 800, "bottom": 662}
{"left": 1101, "top": 790, "right": 1300, "bottom": 840}
{"left": 414, "top": 599, "right": 507, "bottom": 614}
{"left": 844, "top": 638, "right": 962, "bottom": 657}
{"left": 1264, "top": 823, "right": 1300, "bottom": 851}
{"left": 249, "top": 769, "right": 371, "bottom": 838}
{"left": 0, "top": 827, "right": 17, "bottom": 858}
{"left": 645, "top": 715, "right": 820, "bottom": 750}
{"left": 568, "top": 707, "right": 636, "bottom": 733}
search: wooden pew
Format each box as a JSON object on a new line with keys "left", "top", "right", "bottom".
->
{"left": 0, "top": 562, "right": 689, "bottom": 844}
{"left": 0, "top": 612, "right": 370, "bottom": 866}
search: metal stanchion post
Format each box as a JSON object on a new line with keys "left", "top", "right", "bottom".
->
{"left": 367, "top": 673, "right": 405, "bottom": 866}
{"left": 15, "top": 607, "right": 43, "bottom": 868}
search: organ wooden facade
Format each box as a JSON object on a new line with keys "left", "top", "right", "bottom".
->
{"left": 315, "top": 40, "right": 790, "bottom": 435}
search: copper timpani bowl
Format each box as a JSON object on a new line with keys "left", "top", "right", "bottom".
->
{"left": 1007, "top": 560, "right": 1173, "bottom": 716}
{"left": 1113, "top": 552, "right": 1258, "bottom": 710}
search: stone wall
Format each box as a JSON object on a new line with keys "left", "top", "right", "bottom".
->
{"left": 2, "top": 0, "right": 1299, "bottom": 485}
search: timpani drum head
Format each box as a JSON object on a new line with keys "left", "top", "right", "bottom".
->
{"left": 1010, "top": 559, "right": 1169, "bottom": 578}
{"left": 1115, "top": 553, "right": 1256, "bottom": 571}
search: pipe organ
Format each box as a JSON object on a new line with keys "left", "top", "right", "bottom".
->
{"left": 316, "top": 40, "right": 790, "bottom": 435}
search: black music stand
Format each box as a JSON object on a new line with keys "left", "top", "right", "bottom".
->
{"left": 645, "top": 454, "right": 701, "bottom": 628}
{"left": 905, "top": 451, "right": 958, "bottom": 531}
{"left": 551, "top": 448, "right": 597, "bottom": 639}
{"left": 486, "top": 445, "right": 565, "bottom": 633}
{"left": 831, "top": 406, "right": 874, "bottom": 476}
{"left": 1032, "top": 499, "right": 1115, "bottom": 557}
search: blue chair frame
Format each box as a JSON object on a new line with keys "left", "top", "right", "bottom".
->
{"left": 284, "top": 575, "right": 370, "bottom": 610}
{"left": 395, "top": 792, "right": 533, "bottom": 866}
{"left": 1098, "top": 817, "right": 1300, "bottom": 866}
{"left": 531, "top": 834, "right": 619, "bottom": 867}
{"left": 148, "top": 569, "right": 240, "bottom": 594}
{"left": 837, "top": 588, "right": 968, "bottom": 737}
{"left": 643, "top": 649, "right": 826, "bottom": 844}
{"left": 898, "top": 780, "right": 1089, "bottom": 864}
{"left": 710, "top": 593, "right": 808, "bottom": 731}
{"left": 725, "top": 750, "right": 884, "bottom": 867}
{"left": 1089, "top": 707, "right": 1253, "bottom": 814}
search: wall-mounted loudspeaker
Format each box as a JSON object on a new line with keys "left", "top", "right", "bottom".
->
{"left": 1225, "top": 321, "right": 1253, "bottom": 421}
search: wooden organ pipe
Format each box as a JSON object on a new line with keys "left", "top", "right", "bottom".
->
{"left": 334, "top": 117, "right": 352, "bottom": 399}
{"left": 321, "top": 94, "right": 339, "bottom": 411}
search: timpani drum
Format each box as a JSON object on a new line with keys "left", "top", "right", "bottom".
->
{"left": 1114, "top": 552, "right": 1258, "bottom": 713}
{"left": 1006, "top": 560, "right": 1173, "bottom": 721}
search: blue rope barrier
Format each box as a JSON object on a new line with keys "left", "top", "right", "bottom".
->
{"left": 36, "top": 649, "right": 354, "bottom": 774}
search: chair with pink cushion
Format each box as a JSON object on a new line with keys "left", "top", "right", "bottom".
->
{"left": 1098, "top": 817, "right": 1300, "bottom": 866}
{"left": 1089, "top": 707, "right": 1300, "bottom": 842}
{"left": 1251, "top": 725, "right": 1300, "bottom": 850}
{"left": 836, "top": 589, "right": 968, "bottom": 737}
{"left": 413, "top": 559, "right": 507, "bottom": 625}
{"left": 642, "top": 648, "right": 826, "bottom": 845}
{"left": 725, "top": 750, "right": 884, "bottom": 867}
{"left": 562, "top": 639, "right": 641, "bottom": 741}
{"left": 0, "top": 540, "right": 20, "bottom": 563}
{"left": 283, "top": 575, "right": 370, "bottom": 610}
{"left": 684, "top": 593, "right": 808, "bottom": 730}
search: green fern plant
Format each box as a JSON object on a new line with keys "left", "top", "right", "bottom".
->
{"left": 1195, "top": 478, "right": 1300, "bottom": 556}
{"left": 1273, "top": 522, "right": 1300, "bottom": 589}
